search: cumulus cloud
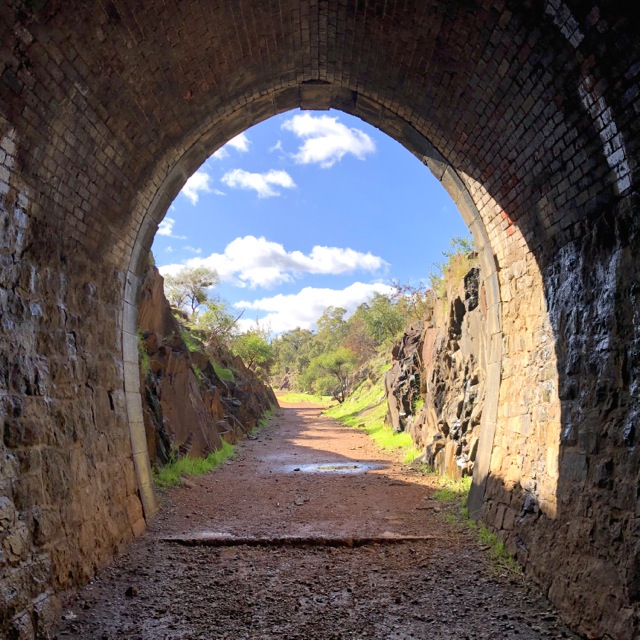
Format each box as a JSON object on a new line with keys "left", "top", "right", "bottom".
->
{"left": 221, "top": 169, "right": 295, "bottom": 198}
{"left": 282, "top": 113, "right": 375, "bottom": 168}
{"left": 157, "top": 217, "right": 186, "bottom": 239}
{"left": 159, "top": 235, "right": 388, "bottom": 289}
{"left": 235, "top": 282, "right": 394, "bottom": 333}
{"left": 180, "top": 170, "right": 213, "bottom": 204}
{"left": 212, "top": 132, "right": 251, "bottom": 159}
{"left": 227, "top": 132, "right": 250, "bottom": 153}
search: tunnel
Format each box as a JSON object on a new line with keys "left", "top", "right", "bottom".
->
{"left": 0, "top": 1, "right": 638, "bottom": 637}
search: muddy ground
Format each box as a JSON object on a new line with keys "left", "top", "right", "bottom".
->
{"left": 56, "top": 403, "right": 582, "bottom": 639}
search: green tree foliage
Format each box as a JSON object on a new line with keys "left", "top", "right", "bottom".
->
{"left": 232, "top": 331, "right": 274, "bottom": 378}
{"left": 193, "top": 299, "right": 242, "bottom": 346}
{"left": 164, "top": 267, "right": 219, "bottom": 316}
{"left": 303, "top": 348, "right": 356, "bottom": 403}
{"left": 272, "top": 328, "right": 315, "bottom": 376}
{"left": 315, "top": 306, "right": 348, "bottom": 352}
{"left": 269, "top": 234, "right": 477, "bottom": 396}
{"left": 362, "top": 293, "right": 404, "bottom": 344}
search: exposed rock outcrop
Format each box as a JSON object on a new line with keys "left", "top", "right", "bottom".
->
{"left": 386, "top": 267, "right": 487, "bottom": 479}
{"left": 137, "top": 266, "right": 277, "bottom": 466}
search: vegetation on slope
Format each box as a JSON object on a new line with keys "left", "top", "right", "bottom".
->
{"left": 153, "top": 441, "right": 236, "bottom": 489}
{"left": 325, "top": 356, "right": 422, "bottom": 463}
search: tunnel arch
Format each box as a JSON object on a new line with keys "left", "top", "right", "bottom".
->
{"left": 0, "top": 1, "right": 638, "bottom": 638}
{"left": 121, "top": 92, "right": 504, "bottom": 521}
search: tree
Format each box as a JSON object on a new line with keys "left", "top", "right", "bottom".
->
{"left": 272, "top": 328, "right": 315, "bottom": 376}
{"left": 390, "top": 280, "right": 436, "bottom": 324}
{"left": 192, "top": 299, "right": 242, "bottom": 346}
{"left": 342, "top": 308, "right": 377, "bottom": 363}
{"left": 164, "top": 267, "right": 219, "bottom": 316}
{"left": 315, "top": 306, "right": 348, "bottom": 352}
{"left": 232, "top": 331, "right": 274, "bottom": 376}
{"left": 362, "top": 293, "right": 404, "bottom": 344}
{"left": 304, "top": 348, "right": 356, "bottom": 402}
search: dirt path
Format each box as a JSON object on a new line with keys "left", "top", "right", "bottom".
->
{"left": 57, "top": 406, "right": 582, "bottom": 639}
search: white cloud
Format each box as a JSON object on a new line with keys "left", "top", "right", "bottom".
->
{"left": 157, "top": 217, "right": 186, "bottom": 239}
{"left": 181, "top": 170, "right": 213, "bottom": 204}
{"left": 165, "top": 246, "right": 174, "bottom": 253}
{"left": 159, "top": 235, "right": 388, "bottom": 289}
{"left": 227, "top": 132, "right": 250, "bottom": 153}
{"left": 184, "top": 246, "right": 202, "bottom": 254}
{"left": 282, "top": 113, "right": 375, "bottom": 168}
{"left": 211, "top": 147, "right": 229, "bottom": 160}
{"left": 211, "top": 132, "right": 251, "bottom": 159}
{"left": 235, "top": 282, "right": 394, "bottom": 333}
{"left": 221, "top": 169, "right": 295, "bottom": 198}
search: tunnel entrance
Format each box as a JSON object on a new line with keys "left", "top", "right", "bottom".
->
{"left": 0, "top": 2, "right": 638, "bottom": 638}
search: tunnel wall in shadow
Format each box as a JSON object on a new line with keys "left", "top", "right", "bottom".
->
{"left": 0, "top": 2, "right": 638, "bottom": 638}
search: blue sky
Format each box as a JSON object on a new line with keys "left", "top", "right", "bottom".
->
{"left": 153, "top": 110, "right": 469, "bottom": 334}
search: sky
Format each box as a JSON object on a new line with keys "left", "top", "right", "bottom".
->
{"left": 153, "top": 110, "right": 470, "bottom": 335}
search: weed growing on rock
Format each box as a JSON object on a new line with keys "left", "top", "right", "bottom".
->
{"left": 137, "top": 330, "right": 151, "bottom": 379}
{"left": 212, "top": 361, "right": 235, "bottom": 382}
{"left": 153, "top": 441, "right": 235, "bottom": 490}
{"left": 192, "top": 364, "right": 205, "bottom": 385}
{"left": 433, "top": 476, "right": 523, "bottom": 579}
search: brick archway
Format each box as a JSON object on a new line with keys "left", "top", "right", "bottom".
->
{"left": 121, "top": 90, "right": 504, "bottom": 524}
{"left": 0, "top": 2, "right": 638, "bottom": 637}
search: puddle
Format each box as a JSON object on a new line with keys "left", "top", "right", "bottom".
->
{"left": 283, "top": 462, "right": 384, "bottom": 474}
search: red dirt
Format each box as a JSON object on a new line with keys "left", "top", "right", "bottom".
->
{"left": 56, "top": 406, "right": 582, "bottom": 639}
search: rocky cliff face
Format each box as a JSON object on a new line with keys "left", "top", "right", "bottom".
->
{"left": 385, "top": 267, "right": 487, "bottom": 479}
{"left": 137, "top": 266, "right": 277, "bottom": 466}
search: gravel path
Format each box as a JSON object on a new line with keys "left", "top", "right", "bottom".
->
{"left": 56, "top": 404, "right": 582, "bottom": 639}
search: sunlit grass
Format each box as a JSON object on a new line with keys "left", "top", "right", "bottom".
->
{"left": 325, "top": 377, "right": 422, "bottom": 460}
{"left": 153, "top": 441, "right": 235, "bottom": 490}
{"left": 432, "top": 475, "right": 523, "bottom": 578}
{"left": 212, "top": 361, "right": 235, "bottom": 382}
{"left": 433, "top": 475, "right": 472, "bottom": 504}
{"left": 253, "top": 407, "right": 276, "bottom": 432}
{"left": 276, "top": 391, "right": 333, "bottom": 407}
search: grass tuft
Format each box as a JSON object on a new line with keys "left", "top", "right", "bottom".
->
{"left": 137, "top": 330, "right": 151, "bottom": 379}
{"left": 277, "top": 391, "right": 333, "bottom": 407}
{"left": 153, "top": 441, "right": 235, "bottom": 490}
{"left": 433, "top": 476, "right": 472, "bottom": 504}
{"left": 212, "top": 361, "right": 235, "bottom": 382}
{"left": 431, "top": 474, "right": 523, "bottom": 578}
{"left": 325, "top": 375, "right": 421, "bottom": 459}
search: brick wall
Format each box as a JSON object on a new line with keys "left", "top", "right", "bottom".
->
{"left": 0, "top": 1, "right": 637, "bottom": 637}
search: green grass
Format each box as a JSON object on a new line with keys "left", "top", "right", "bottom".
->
{"left": 137, "top": 330, "right": 151, "bottom": 379}
{"left": 403, "top": 445, "right": 423, "bottom": 464}
{"left": 433, "top": 475, "right": 472, "bottom": 504}
{"left": 431, "top": 475, "right": 523, "bottom": 577}
{"left": 180, "top": 329, "right": 202, "bottom": 353}
{"left": 213, "top": 361, "right": 235, "bottom": 382}
{"left": 153, "top": 441, "right": 235, "bottom": 490}
{"left": 325, "top": 377, "right": 421, "bottom": 460}
{"left": 192, "top": 363, "right": 205, "bottom": 385}
{"left": 277, "top": 391, "right": 333, "bottom": 407}
{"left": 252, "top": 407, "right": 277, "bottom": 433}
